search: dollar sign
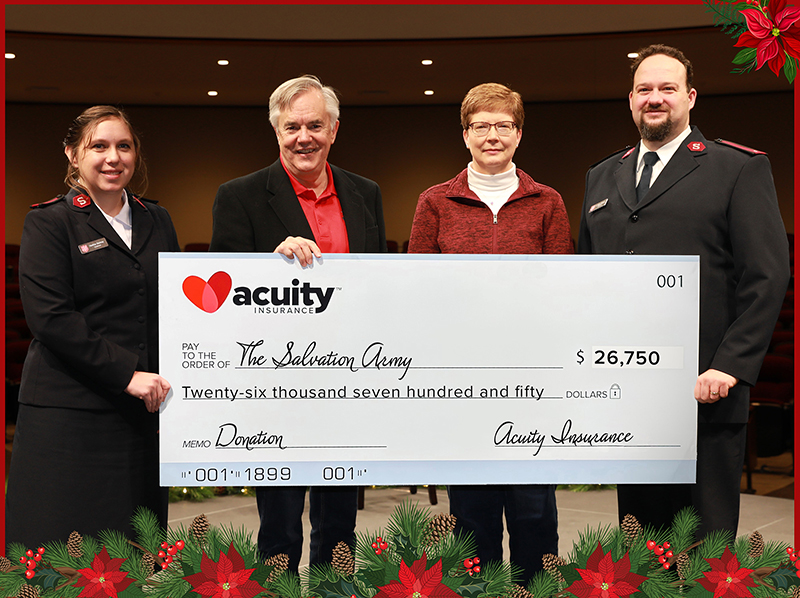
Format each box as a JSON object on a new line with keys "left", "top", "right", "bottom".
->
{"left": 576, "top": 349, "right": 584, "bottom": 365}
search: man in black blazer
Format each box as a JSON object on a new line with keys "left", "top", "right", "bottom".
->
{"left": 579, "top": 45, "right": 789, "bottom": 539}
{"left": 210, "top": 75, "right": 386, "bottom": 570}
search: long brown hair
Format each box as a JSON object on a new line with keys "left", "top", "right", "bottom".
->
{"left": 63, "top": 105, "right": 148, "bottom": 195}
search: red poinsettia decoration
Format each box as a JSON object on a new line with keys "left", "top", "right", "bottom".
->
{"left": 734, "top": 0, "right": 800, "bottom": 76}
{"left": 374, "top": 552, "right": 460, "bottom": 598}
{"left": 73, "top": 547, "right": 133, "bottom": 598}
{"left": 183, "top": 543, "right": 265, "bottom": 598}
{"left": 564, "top": 543, "right": 648, "bottom": 598}
{"left": 696, "top": 546, "right": 758, "bottom": 598}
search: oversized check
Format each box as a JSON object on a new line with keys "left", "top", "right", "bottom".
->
{"left": 159, "top": 254, "right": 698, "bottom": 486}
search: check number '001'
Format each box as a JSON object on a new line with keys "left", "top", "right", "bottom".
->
{"left": 592, "top": 347, "right": 684, "bottom": 369}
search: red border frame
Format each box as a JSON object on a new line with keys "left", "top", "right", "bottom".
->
{"left": 0, "top": 0, "right": 795, "bottom": 552}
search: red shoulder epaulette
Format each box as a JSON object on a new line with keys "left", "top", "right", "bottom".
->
{"left": 30, "top": 195, "right": 65, "bottom": 209}
{"left": 132, "top": 194, "right": 158, "bottom": 208}
{"left": 715, "top": 139, "right": 767, "bottom": 155}
{"left": 131, "top": 194, "right": 147, "bottom": 210}
{"left": 589, "top": 146, "right": 634, "bottom": 169}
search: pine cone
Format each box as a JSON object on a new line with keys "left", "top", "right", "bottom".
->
{"left": 264, "top": 553, "right": 290, "bottom": 583}
{"left": 748, "top": 531, "right": 765, "bottom": 559}
{"left": 331, "top": 542, "right": 355, "bottom": 577}
{"left": 141, "top": 552, "right": 156, "bottom": 577}
{"left": 676, "top": 553, "right": 691, "bottom": 581}
{"left": 16, "top": 585, "right": 39, "bottom": 598}
{"left": 190, "top": 514, "right": 210, "bottom": 543}
{"left": 67, "top": 531, "right": 83, "bottom": 558}
{"left": 542, "top": 553, "right": 566, "bottom": 584}
{"left": 425, "top": 513, "right": 457, "bottom": 546}
{"left": 792, "top": 585, "right": 800, "bottom": 598}
{"left": 507, "top": 584, "right": 534, "bottom": 598}
{"left": 621, "top": 514, "right": 642, "bottom": 547}
{"left": 0, "top": 556, "right": 13, "bottom": 572}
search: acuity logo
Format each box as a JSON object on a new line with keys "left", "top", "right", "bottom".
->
{"left": 182, "top": 271, "right": 338, "bottom": 314}
{"left": 182, "top": 271, "right": 232, "bottom": 313}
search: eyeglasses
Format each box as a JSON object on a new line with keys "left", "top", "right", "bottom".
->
{"left": 467, "top": 121, "right": 517, "bottom": 137}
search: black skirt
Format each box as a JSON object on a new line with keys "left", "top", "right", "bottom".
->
{"left": 5, "top": 402, "right": 167, "bottom": 548}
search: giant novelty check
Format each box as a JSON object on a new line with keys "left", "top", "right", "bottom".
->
{"left": 159, "top": 254, "right": 699, "bottom": 486}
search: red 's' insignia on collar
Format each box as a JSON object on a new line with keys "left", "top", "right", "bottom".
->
{"left": 687, "top": 141, "right": 706, "bottom": 152}
{"left": 73, "top": 194, "right": 91, "bottom": 208}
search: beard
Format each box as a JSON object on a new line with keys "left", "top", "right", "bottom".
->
{"left": 637, "top": 110, "right": 674, "bottom": 142}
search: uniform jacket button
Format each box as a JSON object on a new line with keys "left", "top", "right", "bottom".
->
{"left": 630, "top": 214, "right": 639, "bottom": 222}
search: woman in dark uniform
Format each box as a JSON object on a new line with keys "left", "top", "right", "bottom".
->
{"left": 5, "top": 106, "right": 180, "bottom": 547}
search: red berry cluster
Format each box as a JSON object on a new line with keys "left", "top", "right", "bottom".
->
{"left": 157, "top": 539, "right": 186, "bottom": 569}
{"left": 646, "top": 540, "right": 673, "bottom": 570}
{"left": 463, "top": 557, "right": 481, "bottom": 576}
{"left": 19, "top": 547, "right": 45, "bottom": 580}
{"left": 371, "top": 537, "right": 388, "bottom": 555}
{"left": 786, "top": 546, "right": 800, "bottom": 570}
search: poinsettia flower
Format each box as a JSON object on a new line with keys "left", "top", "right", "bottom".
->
{"left": 73, "top": 546, "right": 133, "bottom": 598}
{"left": 374, "top": 552, "right": 460, "bottom": 598}
{"left": 183, "top": 543, "right": 265, "bottom": 598}
{"left": 696, "top": 546, "right": 758, "bottom": 598}
{"left": 564, "top": 543, "right": 648, "bottom": 598}
{"left": 735, "top": 0, "right": 800, "bottom": 75}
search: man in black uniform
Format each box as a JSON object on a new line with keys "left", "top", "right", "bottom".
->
{"left": 579, "top": 44, "right": 789, "bottom": 539}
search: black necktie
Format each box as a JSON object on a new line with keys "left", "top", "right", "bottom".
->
{"left": 636, "top": 151, "right": 659, "bottom": 204}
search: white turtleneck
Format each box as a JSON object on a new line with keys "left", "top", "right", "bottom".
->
{"left": 467, "top": 162, "right": 519, "bottom": 216}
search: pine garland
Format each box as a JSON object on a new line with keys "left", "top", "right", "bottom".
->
{"left": 2, "top": 504, "right": 799, "bottom": 598}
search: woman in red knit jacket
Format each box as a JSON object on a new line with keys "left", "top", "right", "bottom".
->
{"left": 408, "top": 83, "right": 572, "bottom": 584}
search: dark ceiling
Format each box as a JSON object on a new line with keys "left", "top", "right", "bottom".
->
{"left": 5, "top": 4, "right": 792, "bottom": 108}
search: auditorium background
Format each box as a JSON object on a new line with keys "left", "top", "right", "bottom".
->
{"left": 3, "top": 4, "right": 795, "bottom": 519}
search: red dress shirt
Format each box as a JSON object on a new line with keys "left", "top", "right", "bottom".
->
{"left": 282, "top": 157, "right": 350, "bottom": 253}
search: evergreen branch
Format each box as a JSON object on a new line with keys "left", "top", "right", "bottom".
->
{"left": 355, "top": 529, "right": 395, "bottom": 570}
{"left": 565, "top": 524, "right": 615, "bottom": 565}
{"left": 640, "top": 575, "right": 675, "bottom": 598}
{"left": 668, "top": 508, "right": 701, "bottom": 554}
{"left": 0, "top": 573, "right": 24, "bottom": 597}
{"left": 761, "top": 541, "right": 795, "bottom": 568}
{"left": 479, "top": 560, "right": 517, "bottom": 594}
{"left": 131, "top": 507, "right": 165, "bottom": 552}
{"left": 704, "top": 0, "right": 749, "bottom": 36}
{"left": 40, "top": 542, "right": 76, "bottom": 569}
{"left": 384, "top": 500, "right": 431, "bottom": 548}
{"left": 696, "top": 529, "right": 734, "bottom": 560}
{"left": 527, "top": 569, "right": 559, "bottom": 598}
{"left": 98, "top": 529, "right": 140, "bottom": 564}
{"left": 271, "top": 568, "right": 304, "bottom": 598}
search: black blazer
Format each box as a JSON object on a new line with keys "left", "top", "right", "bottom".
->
{"left": 209, "top": 159, "right": 386, "bottom": 254}
{"left": 18, "top": 189, "right": 181, "bottom": 411}
{"left": 578, "top": 127, "right": 790, "bottom": 424}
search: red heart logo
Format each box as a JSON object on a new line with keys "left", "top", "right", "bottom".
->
{"left": 182, "top": 271, "right": 232, "bottom": 313}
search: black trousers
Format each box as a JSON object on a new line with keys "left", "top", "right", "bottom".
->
{"left": 617, "top": 422, "right": 747, "bottom": 540}
{"left": 255, "top": 486, "right": 358, "bottom": 572}
{"left": 449, "top": 484, "right": 558, "bottom": 585}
